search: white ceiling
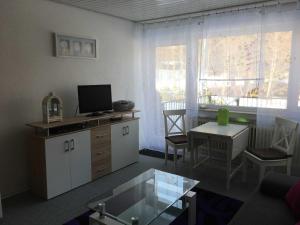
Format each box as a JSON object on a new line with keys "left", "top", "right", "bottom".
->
{"left": 50, "top": 0, "right": 271, "bottom": 22}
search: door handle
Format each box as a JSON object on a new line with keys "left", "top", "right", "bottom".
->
{"left": 122, "top": 127, "right": 126, "bottom": 136}
{"left": 126, "top": 126, "right": 129, "bottom": 135}
{"left": 70, "top": 139, "right": 75, "bottom": 151}
{"left": 64, "top": 140, "right": 70, "bottom": 152}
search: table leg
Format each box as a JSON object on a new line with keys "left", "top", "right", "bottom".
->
{"left": 165, "top": 142, "right": 169, "bottom": 165}
{"left": 89, "top": 212, "right": 124, "bottom": 225}
{"left": 242, "top": 153, "right": 247, "bottom": 182}
{"left": 195, "top": 143, "right": 198, "bottom": 165}
{"left": 174, "top": 148, "right": 177, "bottom": 167}
{"left": 226, "top": 141, "right": 233, "bottom": 190}
{"left": 208, "top": 137, "right": 211, "bottom": 159}
{"left": 185, "top": 191, "right": 197, "bottom": 225}
{"left": 188, "top": 133, "right": 194, "bottom": 167}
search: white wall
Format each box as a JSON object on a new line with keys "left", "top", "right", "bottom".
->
{"left": 0, "top": 0, "right": 136, "bottom": 197}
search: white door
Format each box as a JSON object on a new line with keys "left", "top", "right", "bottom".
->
{"left": 45, "top": 134, "right": 73, "bottom": 199}
{"left": 111, "top": 120, "right": 139, "bottom": 171}
{"left": 125, "top": 120, "right": 139, "bottom": 163}
{"left": 69, "top": 130, "right": 91, "bottom": 189}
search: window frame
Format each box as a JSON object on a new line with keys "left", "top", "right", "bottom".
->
{"left": 153, "top": 26, "right": 299, "bottom": 114}
{"left": 197, "top": 30, "right": 294, "bottom": 112}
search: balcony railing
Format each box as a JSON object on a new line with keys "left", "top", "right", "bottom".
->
{"left": 162, "top": 96, "right": 287, "bottom": 110}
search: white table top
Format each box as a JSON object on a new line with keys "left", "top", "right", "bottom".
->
{"left": 189, "top": 122, "right": 248, "bottom": 137}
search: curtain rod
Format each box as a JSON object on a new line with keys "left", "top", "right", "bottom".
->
{"left": 139, "top": 0, "right": 298, "bottom": 24}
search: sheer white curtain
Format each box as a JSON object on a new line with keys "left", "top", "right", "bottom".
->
{"left": 137, "top": 4, "right": 300, "bottom": 163}
{"left": 256, "top": 5, "right": 300, "bottom": 128}
{"left": 198, "top": 9, "right": 262, "bottom": 110}
{"left": 137, "top": 20, "right": 201, "bottom": 151}
{"left": 255, "top": 6, "right": 300, "bottom": 173}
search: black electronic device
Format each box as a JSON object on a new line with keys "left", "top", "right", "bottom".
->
{"left": 78, "top": 85, "right": 112, "bottom": 117}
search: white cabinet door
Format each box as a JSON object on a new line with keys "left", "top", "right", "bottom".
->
{"left": 125, "top": 120, "right": 139, "bottom": 163}
{"left": 45, "top": 134, "right": 72, "bottom": 199}
{"left": 69, "top": 130, "right": 91, "bottom": 189}
{"left": 45, "top": 130, "right": 91, "bottom": 199}
{"left": 111, "top": 120, "right": 139, "bottom": 172}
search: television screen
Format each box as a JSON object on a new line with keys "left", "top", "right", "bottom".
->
{"left": 78, "top": 85, "right": 112, "bottom": 114}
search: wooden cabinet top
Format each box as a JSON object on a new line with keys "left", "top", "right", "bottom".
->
{"left": 27, "top": 110, "right": 140, "bottom": 130}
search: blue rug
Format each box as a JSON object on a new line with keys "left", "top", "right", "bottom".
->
{"left": 63, "top": 188, "right": 243, "bottom": 225}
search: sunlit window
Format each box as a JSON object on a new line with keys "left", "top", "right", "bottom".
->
{"left": 156, "top": 45, "right": 186, "bottom": 109}
{"left": 198, "top": 31, "right": 292, "bottom": 109}
{"left": 155, "top": 32, "right": 292, "bottom": 110}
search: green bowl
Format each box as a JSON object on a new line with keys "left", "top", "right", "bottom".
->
{"left": 236, "top": 117, "right": 249, "bottom": 123}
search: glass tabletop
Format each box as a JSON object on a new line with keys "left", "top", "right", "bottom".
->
{"left": 88, "top": 169, "right": 199, "bottom": 225}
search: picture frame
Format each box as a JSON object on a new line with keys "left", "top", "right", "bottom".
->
{"left": 54, "top": 33, "right": 97, "bottom": 59}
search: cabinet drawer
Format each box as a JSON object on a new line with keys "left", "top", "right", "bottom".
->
{"left": 92, "top": 159, "right": 111, "bottom": 179}
{"left": 91, "top": 136, "right": 111, "bottom": 149}
{"left": 92, "top": 155, "right": 111, "bottom": 166}
{"left": 91, "top": 126, "right": 111, "bottom": 139}
{"left": 92, "top": 167, "right": 111, "bottom": 180}
{"left": 91, "top": 127, "right": 111, "bottom": 147}
{"left": 91, "top": 136, "right": 111, "bottom": 156}
{"left": 92, "top": 147, "right": 111, "bottom": 162}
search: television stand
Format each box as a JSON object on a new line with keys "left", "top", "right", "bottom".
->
{"left": 86, "top": 112, "right": 104, "bottom": 117}
{"left": 26, "top": 110, "right": 140, "bottom": 199}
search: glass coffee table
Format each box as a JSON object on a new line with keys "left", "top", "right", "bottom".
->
{"left": 88, "top": 169, "right": 199, "bottom": 225}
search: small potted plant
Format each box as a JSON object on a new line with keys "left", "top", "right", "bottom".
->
{"left": 217, "top": 107, "right": 229, "bottom": 126}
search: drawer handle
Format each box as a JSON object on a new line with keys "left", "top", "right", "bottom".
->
{"left": 64, "top": 140, "right": 69, "bottom": 152}
{"left": 70, "top": 139, "right": 75, "bottom": 151}
{"left": 96, "top": 152, "right": 103, "bottom": 155}
{"left": 122, "top": 126, "right": 129, "bottom": 136}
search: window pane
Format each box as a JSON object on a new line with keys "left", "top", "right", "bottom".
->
{"left": 199, "top": 80, "right": 258, "bottom": 107}
{"left": 198, "top": 31, "right": 292, "bottom": 109}
{"left": 156, "top": 45, "right": 186, "bottom": 110}
{"left": 259, "top": 32, "right": 292, "bottom": 100}
{"left": 200, "top": 34, "right": 259, "bottom": 80}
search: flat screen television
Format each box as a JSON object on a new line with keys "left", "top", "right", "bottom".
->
{"left": 78, "top": 85, "right": 112, "bottom": 116}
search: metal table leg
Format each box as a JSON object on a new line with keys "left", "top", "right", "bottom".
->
{"left": 89, "top": 212, "right": 124, "bottom": 225}
{"left": 185, "top": 191, "right": 197, "bottom": 225}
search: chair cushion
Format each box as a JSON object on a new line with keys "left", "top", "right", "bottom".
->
{"left": 248, "top": 147, "right": 291, "bottom": 160}
{"left": 165, "top": 135, "right": 187, "bottom": 144}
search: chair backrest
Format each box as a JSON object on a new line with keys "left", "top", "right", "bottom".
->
{"left": 163, "top": 109, "right": 186, "bottom": 137}
{"left": 271, "top": 117, "right": 299, "bottom": 155}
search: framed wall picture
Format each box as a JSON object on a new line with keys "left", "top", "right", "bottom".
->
{"left": 54, "top": 33, "right": 97, "bottom": 59}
